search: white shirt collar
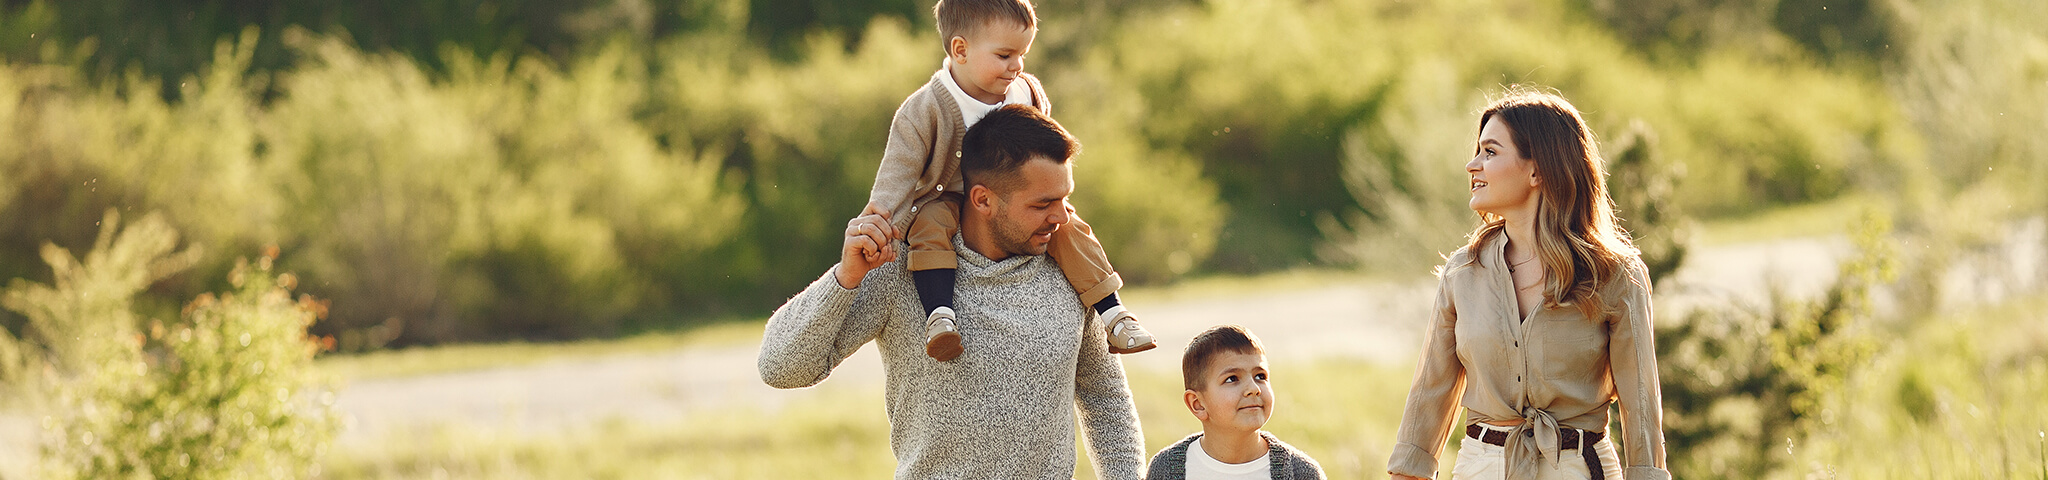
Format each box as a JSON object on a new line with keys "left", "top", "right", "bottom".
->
{"left": 935, "top": 58, "right": 1033, "bottom": 129}
{"left": 1186, "top": 436, "right": 1271, "bottom": 479}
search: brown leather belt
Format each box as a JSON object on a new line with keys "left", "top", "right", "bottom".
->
{"left": 1465, "top": 424, "right": 1608, "bottom": 479}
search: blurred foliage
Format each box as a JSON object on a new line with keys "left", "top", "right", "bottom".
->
{"left": 0, "top": 0, "right": 732, "bottom": 98}
{"left": 0, "top": 211, "right": 201, "bottom": 397}
{"left": 1782, "top": 293, "right": 2048, "bottom": 479}
{"left": 1655, "top": 211, "right": 1895, "bottom": 477}
{"left": 1607, "top": 121, "right": 1691, "bottom": 283}
{"left": 1569, "top": 0, "right": 1902, "bottom": 66}
{"left": 0, "top": 0, "right": 2038, "bottom": 347}
{"left": 1, "top": 211, "right": 337, "bottom": 479}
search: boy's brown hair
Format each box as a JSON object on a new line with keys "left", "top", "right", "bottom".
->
{"left": 1181, "top": 325, "right": 1266, "bottom": 391}
{"left": 933, "top": 0, "right": 1038, "bottom": 54}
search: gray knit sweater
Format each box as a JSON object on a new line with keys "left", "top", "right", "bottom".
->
{"left": 758, "top": 235, "right": 1146, "bottom": 479}
{"left": 1147, "top": 432, "right": 1326, "bottom": 480}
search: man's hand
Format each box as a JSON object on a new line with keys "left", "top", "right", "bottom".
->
{"left": 836, "top": 210, "right": 899, "bottom": 289}
{"left": 859, "top": 201, "right": 898, "bottom": 240}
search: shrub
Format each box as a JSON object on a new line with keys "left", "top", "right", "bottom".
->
{"left": 1607, "top": 121, "right": 1691, "bottom": 283}
{"left": 3, "top": 211, "right": 338, "bottom": 479}
{"left": 0, "top": 211, "right": 201, "bottom": 392}
{"left": 1655, "top": 211, "right": 1895, "bottom": 477}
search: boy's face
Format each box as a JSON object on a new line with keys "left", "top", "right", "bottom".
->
{"left": 948, "top": 20, "right": 1035, "bottom": 103}
{"left": 1184, "top": 350, "right": 1274, "bottom": 434}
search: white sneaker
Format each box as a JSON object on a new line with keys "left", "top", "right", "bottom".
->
{"left": 925, "top": 306, "right": 963, "bottom": 361}
{"left": 1100, "top": 305, "right": 1157, "bottom": 354}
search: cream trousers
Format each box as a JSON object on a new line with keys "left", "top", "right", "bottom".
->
{"left": 1452, "top": 423, "right": 1624, "bottom": 480}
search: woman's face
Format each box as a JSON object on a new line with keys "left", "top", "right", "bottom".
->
{"left": 1466, "top": 117, "right": 1541, "bottom": 217}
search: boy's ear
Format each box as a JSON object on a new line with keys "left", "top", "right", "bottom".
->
{"left": 948, "top": 35, "right": 969, "bottom": 60}
{"left": 1184, "top": 389, "right": 1207, "bottom": 421}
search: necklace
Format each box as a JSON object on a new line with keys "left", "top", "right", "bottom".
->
{"left": 1510, "top": 256, "right": 1542, "bottom": 291}
{"left": 1508, "top": 257, "right": 1536, "bottom": 271}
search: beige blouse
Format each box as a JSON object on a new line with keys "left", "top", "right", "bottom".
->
{"left": 1388, "top": 232, "right": 1670, "bottom": 480}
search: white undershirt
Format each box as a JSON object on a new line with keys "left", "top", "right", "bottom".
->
{"left": 936, "top": 58, "right": 1034, "bottom": 129}
{"left": 1186, "top": 437, "right": 1271, "bottom": 480}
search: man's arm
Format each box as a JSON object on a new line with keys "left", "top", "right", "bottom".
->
{"left": 757, "top": 213, "right": 899, "bottom": 389}
{"left": 1072, "top": 309, "right": 1146, "bottom": 479}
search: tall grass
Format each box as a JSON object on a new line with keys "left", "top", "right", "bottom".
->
{"left": 1784, "top": 296, "right": 2048, "bottom": 479}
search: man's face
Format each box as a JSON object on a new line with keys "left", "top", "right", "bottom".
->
{"left": 987, "top": 156, "right": 1073, "bottom": 258}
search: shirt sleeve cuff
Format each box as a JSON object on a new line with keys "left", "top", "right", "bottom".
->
{"left": 824, "top": 264, "right": 862, "bottom": 293}
{"left": 1387, "top": 442, "right": 1440, "bottom": 479}
{"left": 1624, "top": 466, "right": 1672, "bottom": 480}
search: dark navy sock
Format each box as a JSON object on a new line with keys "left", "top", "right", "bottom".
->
{"left": 1091, "top": 292, "right": 1121, "bottom": 315}
{"left": 912, "top": 268, "right": 957, "bottom": 315}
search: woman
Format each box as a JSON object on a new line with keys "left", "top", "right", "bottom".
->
{"left": 1387, "top": 87, "right": 1669, "bottom": 480}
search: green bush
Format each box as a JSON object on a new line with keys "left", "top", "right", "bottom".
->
{"left": 0, "top": 211, "right": 201, "bottom": 392}
{"left": 2, "top": 211, "right": 337, "bottom": 479}
{"left": 1607, "top": 121, "right": 1691, "bottom": 282}
{"left": 1655, "top": 211, "right": 1895, "bottom": 477}
{"left": 265, "top": 30, "right": 745, "bottom": 343}
{"left": 1063, "top": 0, "right": 1913, "bottom": 274}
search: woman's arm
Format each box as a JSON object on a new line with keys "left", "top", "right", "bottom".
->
{"left": 1608, "top": 260, "right": 1671, "bottom": 480}
{"left": 1387, "top": 274, "right": 1467, "bottom": 479}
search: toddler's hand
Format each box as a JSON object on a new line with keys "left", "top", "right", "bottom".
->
{"left": 860, "top": 201, "right": 901, "bottom": 240}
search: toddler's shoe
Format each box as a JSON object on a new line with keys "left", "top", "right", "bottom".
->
{"left": 925, "top": 306, "right": 963, "bottom": 361}
{"left": 1100, "top": 305, "right": 1156, "bottom": 354}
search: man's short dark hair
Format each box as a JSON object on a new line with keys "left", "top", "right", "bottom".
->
{"left": 960, "top": 104, "right": 1078, "bottom": 194}
{"left": 1182, "top": 325, "right": 1265, "bottom": 392}
{"left": 934, "top": 0, "right": 1038, "bottom": 54}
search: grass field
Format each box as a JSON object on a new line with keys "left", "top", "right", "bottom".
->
{"left": 314, "top": 320, "right": 766, "bottom": 381}
{"left": 319, "top": 357, "right": 1426, "bottom": 479}
{"left": 316, "top": 292, "right": 2048, "bottom": 479}
{"left": 1784, "top": 295, "right": 2048, "bottom": 479}
{"left": 300, "top": 201, "right": 2048, "bottom": 478}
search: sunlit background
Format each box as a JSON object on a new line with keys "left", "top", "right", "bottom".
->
{"left": 0, "top": 0, "right": 2043, "bottom": 477}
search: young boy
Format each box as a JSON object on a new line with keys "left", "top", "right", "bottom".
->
{"left": 1149, "top": 325, "right": 1325, "bottom": 480}
{"left": 861, "top": 0, "right": 1155, "bottom": 362}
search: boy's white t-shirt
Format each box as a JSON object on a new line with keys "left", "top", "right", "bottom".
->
{"left": 936, "top": 58, "right": 1035, "bottom": 129}
{"left": 1186, "top": 437, "right": 1272, "bottom": 480}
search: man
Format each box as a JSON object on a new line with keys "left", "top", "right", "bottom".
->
{"left": 758, "top": 104, "right": 1145, "bottom": 479}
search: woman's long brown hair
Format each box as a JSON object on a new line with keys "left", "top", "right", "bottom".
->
{"left": 1463, "top": 86, "right": 1637, "bottom": 318}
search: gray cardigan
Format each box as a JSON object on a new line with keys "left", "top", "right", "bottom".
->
{"left": 1148, "top": 431, "right": 1326, "bottom": 480}
{"left": 758, "top": 235, "right": 1145, "bottom": 479}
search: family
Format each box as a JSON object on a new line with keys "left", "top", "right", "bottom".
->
{"left": 756, "top": 0, "right": 1669, "bottom": 478}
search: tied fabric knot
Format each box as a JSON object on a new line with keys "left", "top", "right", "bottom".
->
{"left": 1504, "top": 407, "right": 1563, "bottom": 478}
